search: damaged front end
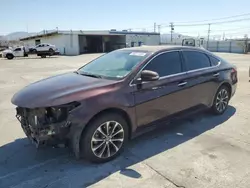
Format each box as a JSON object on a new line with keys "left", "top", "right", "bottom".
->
{"left": 15, "top": 102, "right": 80, "bottom": 148}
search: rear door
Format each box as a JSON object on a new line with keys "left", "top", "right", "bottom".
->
{"left": 181, "top": 50, "right": 220, "bottom": 108}
{"left": 36, "top": 44, "right": 46, "bottom": 51}
{"left": 40, "top": 44, "right": 46, "bottom": 51}
{"left": 44, "top": 44, "right": 50, "bottom": 51}
{"left": 134, "top": 51, "right": 194, "bottom": 127}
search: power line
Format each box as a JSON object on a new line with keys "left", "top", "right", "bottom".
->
{"left": 174, "top": 17, "right": 250, "bottom": 27}
{"left": 172, "top": 13, "right": 250, "bottom": 24}
{"left": 211, "top": 26, "right": 250, "bottom": 32}
{"left": 123, "top": 13, "right": 250, "bottom": 34}
{"left": 175, "top": 27, "right": 250, "bottom": 34}
{"left": 159, "top": 17, "right": 250, "bottom": 28}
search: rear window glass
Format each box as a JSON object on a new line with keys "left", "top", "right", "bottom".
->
{"left": 209, "top": 56, "right": 220, "bottom": 66}
{"left": 183, "top": 51, "right": 211, "bottom": 71}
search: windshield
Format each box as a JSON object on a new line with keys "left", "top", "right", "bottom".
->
{"left": 78, "top": 50, "right": 150, "bottom": 79}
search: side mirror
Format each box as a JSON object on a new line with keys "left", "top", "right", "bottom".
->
{"left": 139, "top": 70, "right": 159, "bottom": 82}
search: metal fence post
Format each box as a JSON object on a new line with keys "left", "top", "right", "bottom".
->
{"left": 229, "top": 41, "right": 232, "bottom": 53}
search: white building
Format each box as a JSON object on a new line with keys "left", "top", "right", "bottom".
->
{"left": 20, "top": 30, "right": 160, "bottom": 55}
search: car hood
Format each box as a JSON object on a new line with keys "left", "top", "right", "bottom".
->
{"left": 11, "top": 72, "right": 117, "bottom": 108}
{"left": 2, "top": 49, "right": 12, "bottom": 54}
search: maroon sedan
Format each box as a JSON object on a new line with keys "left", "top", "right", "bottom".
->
{"left": 11, "top": 46, "right": 237, "bottom": 163}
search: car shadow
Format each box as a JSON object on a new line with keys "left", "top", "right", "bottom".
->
{"left": 9, "top": 56, "right": 59, "bottom": 60}
{"left": 0, "top": 106, "right": 236, "bottom": 188}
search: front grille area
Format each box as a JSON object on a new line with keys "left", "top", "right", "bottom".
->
{"left": 16, "top": 107, "right": 70, "bottom": 147}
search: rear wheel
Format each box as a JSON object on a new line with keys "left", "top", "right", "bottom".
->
{"left": 212, "top": 85, "right": 230, "bottom": 115}
{"left": 80, "top": 113, "right": 128, "bottom": 163}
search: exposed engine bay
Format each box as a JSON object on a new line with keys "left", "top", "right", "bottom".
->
{"left": 15, "top": 102, "right": 79, "bottom": 147}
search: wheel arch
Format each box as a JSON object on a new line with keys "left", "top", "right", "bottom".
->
{"left": 210, "top": 81, "right": 232, "bottom": 107}
{"left": 83, "top": 107, "right": 133, "bottom": 139}
{"left": 70, "top": 107, "right": 133, "bottom": 159}
{"left": 220, "top": 82, "right": 232, "bottom": 97}
{"left": 6, "top": 53, "right": 14, "bottom": 59}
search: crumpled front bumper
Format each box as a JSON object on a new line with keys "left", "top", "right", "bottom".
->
{"left": 16, "top": 107, "right": 71, "bottom": 148}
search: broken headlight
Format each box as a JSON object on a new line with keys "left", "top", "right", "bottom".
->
{"left": 46, "top": 101, "right": 80, "bottom": 124}
{"left": 17, "top": 101, "right": 80, "bottom": 127}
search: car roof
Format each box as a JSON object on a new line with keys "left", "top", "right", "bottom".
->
{"left": 120, "top": 45, "right": 207, "bottom": 53}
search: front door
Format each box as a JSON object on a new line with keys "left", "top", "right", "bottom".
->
{"left": 134, "top": 51, "right": 192, "bottom": 127}
{"left": 13, "top": 47, "right": 23, "bottom": 57}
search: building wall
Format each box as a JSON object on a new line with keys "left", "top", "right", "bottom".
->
{"left": 78, "top": 35, "right": 87, "bottom": 54}
{"left": 163, "top": 39, "right": 246, "bottom": 54}
{"left": 22, "top": 34, "right": 79, "bottom": 55}
{"left": 125, "top": 34, "right": 160, "bottom": 47}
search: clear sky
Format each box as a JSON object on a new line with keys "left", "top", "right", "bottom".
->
{"left": 1, "top": 0, "right": 250, "bottom": 37}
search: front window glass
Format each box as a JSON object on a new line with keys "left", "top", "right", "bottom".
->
{"left": 144, "top": 52, "right": 182, "bottom": 77}
{"left": 14, "top": 48, "right": 21, "bottom": 51}
{"left": 78, "top": 50, "right": 150, "bottom": 79}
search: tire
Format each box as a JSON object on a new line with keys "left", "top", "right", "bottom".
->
{"left": 41, "top": 55, "right": 46, "bottom": 58}
{"left": 49, "top": 48, "right": 54, "bottom": 52}
{"left": 6, "top": 54, "right": 14, "bottom": 60}
{"left": 80, "top": 113, "right": 129, "bottom": 163}
{"left": 211, "top": 85, "right": 230, "bottom": 115}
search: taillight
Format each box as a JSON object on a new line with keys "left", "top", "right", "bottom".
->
{"left": 231, "top": 67, "right": 237, "bottom": 83}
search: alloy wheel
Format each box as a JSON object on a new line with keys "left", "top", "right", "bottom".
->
{"left": 91, "top": 121, "right": 124, "bottom": 159}
{"left": 216, "top": 89, "right": 229, "bottom": 112}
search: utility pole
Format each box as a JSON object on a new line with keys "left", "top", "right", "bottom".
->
{"left": 158, "top": 25, "right": 161, "bottom": 33}
{"left": 244, "top": 34, "right": 248, "bottom": 54}
{"left": 154, "top": 22, "right": 156, "bottom": 33}
{"left": 207, "top": 23, "right": 211, "bottom": 49}
{"left": 222, "top": 32, "right": 225, "bottom": 40}
{"left": 170, "top": 22, "right": 174, "bottom": 42}
{"left": 26, "top": 24, "right": 29, "bottom": 33}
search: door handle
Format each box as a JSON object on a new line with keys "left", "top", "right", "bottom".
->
{"left": 213, "top": 73, "right": 220, "bottom": 77}
{"left": 178, "top": 82, "right": 187, "bottom": 87}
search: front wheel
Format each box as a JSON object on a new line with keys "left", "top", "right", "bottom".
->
{"left": 80, "top": 113, "right": 129, "bottom": 163}
{"left": 211, "top": 86, "right": 230, "bottom": 115}
{"left": 6, "top": 54, "right": 14, "bottom": 60}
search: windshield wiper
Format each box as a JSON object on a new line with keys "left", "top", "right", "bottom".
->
{"left": 78, "top": 72, "right": 103, "bottom": 78}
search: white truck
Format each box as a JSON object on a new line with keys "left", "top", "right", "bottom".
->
{"left": 2, "top": 46, "right": 29, "bottom": 59}
{"left": 2, "top": 45, "right": 59, "bottom": 60}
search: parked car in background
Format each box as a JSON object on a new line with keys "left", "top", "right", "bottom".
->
{"left": 34, "top": 43, "right": 57, "bottom": 52}
{"left": 11, "top": 46, "right": 237, "bottom": 163}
